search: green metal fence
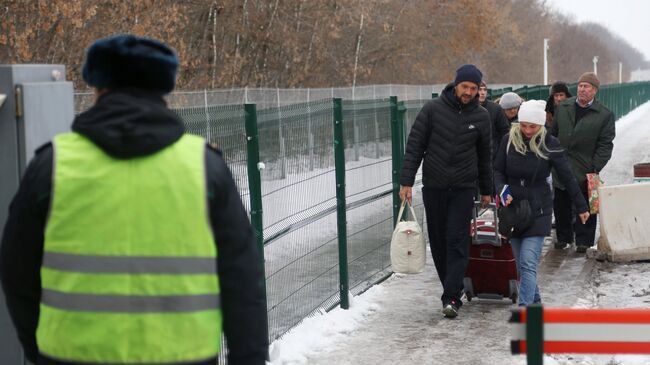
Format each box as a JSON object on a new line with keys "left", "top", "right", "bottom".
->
{"left": 173, "top": 97, "right": 429, "bottom": 344}
{"left": 490, "top": 81, "right": 650, "bottom": 119}
{"left": 167, "top": 80, "right": 650, "bottom": 348}
{"left": 255, "top": 99, "right": 339, "bottom": 340}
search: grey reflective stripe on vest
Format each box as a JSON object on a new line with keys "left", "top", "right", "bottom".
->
{"left": 43, "top": 252, "right": 217, "bottom": 274}
{"left": 42, "top": 289, "right": 220, "bottom": 313}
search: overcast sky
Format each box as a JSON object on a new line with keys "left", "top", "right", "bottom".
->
{"left": 545, "top": 0, "right": 650, "bottom": 64}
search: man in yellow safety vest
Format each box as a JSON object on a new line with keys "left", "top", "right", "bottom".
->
{"left": 0, "top": 34, "right": 268, "bottom": 365}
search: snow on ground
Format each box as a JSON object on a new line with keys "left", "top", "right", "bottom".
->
{"left": 599, "top": 100, "right": 650, "bottom": 185}
{"left": 268, "top": 101, "right": 650, "bottom": 365}
{"left": 268, "top": 285, "right": 385, "bottom": 364}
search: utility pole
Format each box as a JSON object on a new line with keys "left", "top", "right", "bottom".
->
{"left": 619, "top": 62, "right": 623, "bottom": 83}
{"left": 593, "top": 56, "right": 599, "bottom": 75}
{"left": 543, "top": 38, "right": 549, "bottom": 85}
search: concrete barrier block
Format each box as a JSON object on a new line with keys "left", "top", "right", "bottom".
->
{"left": 597, "top": 183, "right": 650, "bottom": 262}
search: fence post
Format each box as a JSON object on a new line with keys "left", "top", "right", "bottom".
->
{"left": 277, "top": 88, "right": 286, "bottom": 179}
{"left": 373, "top": 86, "right": 381, "bottom": 159}
{"left": 333, "top": 97, "right": 350, "bottom": 309}
{"left": 244, "top": 103, "right": 270, "bottom": 343}
{"left": 398, "top": 101, "right": 407, "bottom": 153}
{"left": 203, "top": 89, "right": 211, "bottom": 143}
{"left": 390, "top": 96, "right": 405, "bottom": 227}
{"left": 307, "top": 89, "right": 314, "bottom": 171}
{"left": 352, "top": 88, "right": 360, "bottom": 161}
{"left": 526, "top": 304, "right": 544, "bottom": 365}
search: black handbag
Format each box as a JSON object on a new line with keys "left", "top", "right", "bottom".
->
{"left": 498, "top": 198, "right": 533, "bottom": 237}
{"left": 497, "top": 158, "right": 540, "bottom": 238}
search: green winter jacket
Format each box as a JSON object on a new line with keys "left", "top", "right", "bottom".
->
{"left": 551, "top": 96, "right": 615, "bottom": 191}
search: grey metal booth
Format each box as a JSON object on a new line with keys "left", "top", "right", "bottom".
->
{"left": 0, "top": 64, "right": 74, "bottom": 364}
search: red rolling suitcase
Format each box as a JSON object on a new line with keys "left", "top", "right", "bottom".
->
{"left": 463, "top": 203, "right": 518, "bottom": 303}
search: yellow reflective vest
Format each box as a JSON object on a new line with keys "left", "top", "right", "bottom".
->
{"left": 38, "top": 132, "right": 221, "bottom": 363}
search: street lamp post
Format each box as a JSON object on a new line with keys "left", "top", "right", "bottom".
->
{"left": 593, "top": 56, "right": 599, "bottom": 75}
{"left": 619, "top": 62, "right": 623, "bottom": 83}
{"left": 543, "top": 38, "right": 549, "bottom": 85}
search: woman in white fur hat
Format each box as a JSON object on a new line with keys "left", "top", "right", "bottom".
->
{"left": 493, "top": 100, "right": 590, "bottom": 307}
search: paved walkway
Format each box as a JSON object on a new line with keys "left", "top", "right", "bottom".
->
{"left": 310, "top": 239, "right": 596, "bottom": 365}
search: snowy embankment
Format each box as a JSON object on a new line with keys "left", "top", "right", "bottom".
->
{"left": 600, "top": 100, "right": 650, "bottom": 185}
{"left": 268, "top": 101, "right": 650, "bottom": 365}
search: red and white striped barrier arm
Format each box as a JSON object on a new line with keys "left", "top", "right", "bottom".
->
{"left": 511, "top": 307, "right": 650, "bottom": 354}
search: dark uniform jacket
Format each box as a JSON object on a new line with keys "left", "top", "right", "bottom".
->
{"left": 481, "top": 99, "right": 511, "bottom": 161}
{"left": 401, "top": 83, "right": 493, "bottom": 195}
{"left": 551, "top": 96, "right": 615, "bottom": 191}
{"left": 494, "top": 134, "right": 588, "bottom": 238}
{"left": 0, "top": 89, "right": 268, "bottom": 365}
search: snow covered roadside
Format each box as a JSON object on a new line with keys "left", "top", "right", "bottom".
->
{"left": 267, "top": 101, "right": 650, "bottom": 365}
{"left": 267, "top": 285, "right": 386, "bottom": 364}
{"left": 599, "top": 100, "right": 650, "bottom": 185}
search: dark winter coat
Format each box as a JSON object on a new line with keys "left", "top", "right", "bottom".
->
{"left": 481, "top": 100, "right": 511, "bottom": 160}
{"left": 551, "top": 96, "right": 615, "bottom": 191}
{"left": 494, "top": 134, "right": 588, "bottom": 238}
{"left": 0, "top": 89, "right": 268, "bottom": 365}
{"left": 401, "top": 83, "right": 493, "bottom": 195}
{"left": 545, "top": 90, "right": 573, "bottom": 127}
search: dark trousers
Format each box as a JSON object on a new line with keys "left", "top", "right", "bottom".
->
{"left": 422, "top": 187, "right": 475, "bottom": 306}
{"left": 553, "top": 188, "right": 597, "bottom": 247}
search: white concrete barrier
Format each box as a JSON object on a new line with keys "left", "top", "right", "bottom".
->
{"left": 598, "top": 183, "right": 650, "bottom": 262}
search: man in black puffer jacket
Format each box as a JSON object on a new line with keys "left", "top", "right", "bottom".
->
{"left": 399, "top": 64, "right": 492, "bottom": 319}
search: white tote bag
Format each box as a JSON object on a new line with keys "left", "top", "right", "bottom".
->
{"left": 390, "top": 200, "right": 426, "bottom": 274}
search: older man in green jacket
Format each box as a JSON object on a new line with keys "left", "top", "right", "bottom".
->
{"left": 551, "top": 72, "right": 615, "bottom": 253}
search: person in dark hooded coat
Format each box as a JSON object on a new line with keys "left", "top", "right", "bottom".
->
{"left": 544, "top": 81, "right": 572, "bottom": 128}
{"left": 0, "top": 35, "right": 268, "bottom": 365}
{"left": 479, "top": 81, "right": 510, "bottom": 162}
{"left": 499, "top": 92, "right": 523, "bottom": 125}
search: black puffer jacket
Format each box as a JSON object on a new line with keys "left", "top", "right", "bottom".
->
{"left": 401, "top": 83, "right": 493, "bottom": 195}
{"left": 0, "top": 89, "right": 268, "bottom": 365}
{"left": 494, "top": 133, "right": 588, "bottom": 238}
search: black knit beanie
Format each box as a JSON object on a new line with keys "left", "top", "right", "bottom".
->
{"left": 454, "top": 64, "right": 483, "bottom": 86}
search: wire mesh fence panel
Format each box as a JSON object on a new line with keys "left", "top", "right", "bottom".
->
{"left": 341, "top": 99, "right": 395, "bottom": 295}
{"left": 264, "top": 213, "right": 341, "bottom": 340}
{"left": 257, "top": 99, "right": 336, "bottom": 237}
{"left": 74, "top": 83, "right": 569, "bottom": 115}
{"left": 74, "top": 85, "right": 454, "bottom": 113}
{"left": 257, "top": 99, "right": 341, "bottom": 340}
{"left": 173, "top": 104, "right": 250, "bottom": 212}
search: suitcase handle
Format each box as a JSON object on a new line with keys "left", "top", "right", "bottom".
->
{"left": 472, "top": 202, "right": 499, "bottom": 243}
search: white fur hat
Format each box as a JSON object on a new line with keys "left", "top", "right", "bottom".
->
{"left": 517, "top": 100, "right": 547, "bottom": 125}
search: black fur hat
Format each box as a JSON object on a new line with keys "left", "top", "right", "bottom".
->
{"left": 82, "top": 34, "right": 179, "bottom": 93}
{"left": 549, "top": 81, "right": 571, "bottom": 97}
